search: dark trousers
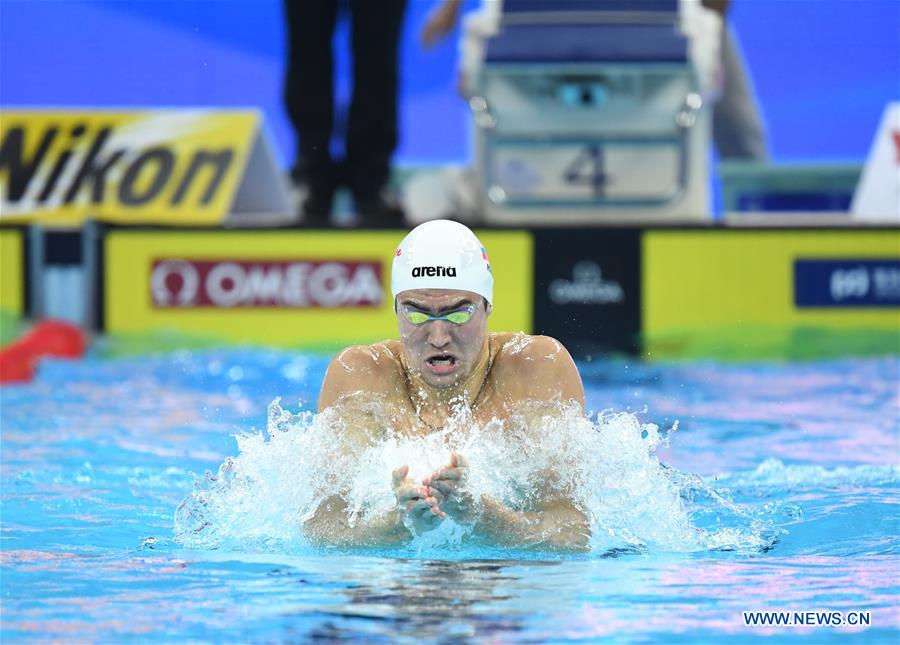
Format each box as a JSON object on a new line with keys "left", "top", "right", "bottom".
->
{"left": 283, "top": 0, "right": 407, "bottom": 199}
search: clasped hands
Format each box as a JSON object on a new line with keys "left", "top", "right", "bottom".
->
{"left": 391, "top": 452, "right": 474, "bottom": 534}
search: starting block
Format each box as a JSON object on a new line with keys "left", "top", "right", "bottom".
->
{"left": 472, "top": 0, "right": 713, "bottom": 224}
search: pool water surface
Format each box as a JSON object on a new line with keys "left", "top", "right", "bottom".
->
{"left": 1, "top": 349, "right": 898, "bottom": 643}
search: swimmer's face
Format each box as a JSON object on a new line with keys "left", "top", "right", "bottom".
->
{"left": 396, "top": 288, "right": 491, "bottom": 388}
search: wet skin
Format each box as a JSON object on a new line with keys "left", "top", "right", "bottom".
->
{"left": 312, "top": 289, "right": 589, "bottom": 549}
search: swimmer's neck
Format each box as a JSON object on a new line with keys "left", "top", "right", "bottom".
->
{"left": 402, "top": 338, "right": 492, "bottom": 419}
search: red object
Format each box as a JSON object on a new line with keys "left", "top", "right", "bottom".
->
{"left": 0, "top": 320, "right": 87, "bottom": 384}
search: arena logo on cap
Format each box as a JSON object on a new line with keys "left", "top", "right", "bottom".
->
{"left": 411, "top": 266, "right": 457, "bottom": 278}
{"left": 151, "top": 259, "right": 383, "bottom": 308}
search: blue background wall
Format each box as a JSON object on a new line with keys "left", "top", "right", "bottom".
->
{"left": 1, "top": 0, "right": 897, "bottom": 168}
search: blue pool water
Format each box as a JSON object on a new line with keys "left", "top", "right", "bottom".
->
{"left": 1, "top": 349, "right": 898, "bottom": 642}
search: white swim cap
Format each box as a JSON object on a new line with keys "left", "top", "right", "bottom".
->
{"left": 391, "top": 219, "right": 493, "bottom": 304}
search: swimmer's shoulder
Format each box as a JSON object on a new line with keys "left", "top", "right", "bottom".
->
{"left": 491, "top": 333, "right": 585, "bottom": 406}
{"left": 492, "top": 332, "right": 569, "bottom": 364}
{"left": 318, "top": 341, "right": 405, "bottom": 410}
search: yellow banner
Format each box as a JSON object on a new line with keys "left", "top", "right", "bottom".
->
{"left": 104, "top": 230, "right": 533, "bottom": 347}
{"left": 0, "top": 228, "right": 24, "bottom": 316}
{"left": 0, "top": 111, "right": 258, "bottom": 226}
{"left": 642, "top": 230, "right": 900, "bottom": 357}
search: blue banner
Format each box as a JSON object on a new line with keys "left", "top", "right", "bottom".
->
{"left": 794, "top": 259, "right": 900, "bottom": 308}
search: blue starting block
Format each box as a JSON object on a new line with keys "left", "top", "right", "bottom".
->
{"left": 472, "top": 0, "right": 712, "bottom": 224}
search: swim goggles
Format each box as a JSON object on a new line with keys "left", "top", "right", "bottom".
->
{"left": 402, "top": 304, "right": 476, "bottom": 325}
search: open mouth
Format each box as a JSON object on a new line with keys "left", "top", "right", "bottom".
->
{"left": 425, "top": 354, "right": 458, "bottom": 374}
{"left": 426, "top": 354, "right": 457, "bottom": 367}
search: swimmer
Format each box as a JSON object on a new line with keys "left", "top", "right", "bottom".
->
{"left": 305, "top": 220, "right": 589, "bottom": 550}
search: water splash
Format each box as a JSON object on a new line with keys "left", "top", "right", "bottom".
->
{"left": 174, "top": 399, "right": 775, "bottom": 554}
{"left": 717, "top": 458, "right": 900, "bottom": 488}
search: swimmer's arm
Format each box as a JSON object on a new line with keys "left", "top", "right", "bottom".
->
{"left": 303, "top": 467, "right": 443, "bottom": 547}
{"left": 303, "top": 495, "right": 411, "bottom": 547}
{"left": 474, "top": 495, "right": 590, "bottom": 552}
{"left": 472, "top": 336, "right": 588, "bottom": 551}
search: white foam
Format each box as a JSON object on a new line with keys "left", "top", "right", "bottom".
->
{"left": 174, "top": 398, "right": 773, "bottom": 554}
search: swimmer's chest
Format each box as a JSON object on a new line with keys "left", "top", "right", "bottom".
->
{"left": 377, "top": 391, "right": 513, "bottom": 438}
{"left": 373, "top": 339, "right": 522, "bottom": 436}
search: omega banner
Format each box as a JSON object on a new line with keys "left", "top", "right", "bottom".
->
{"left": 150, "top": 259, "right": 384, "bottom": 309}
{"left": 532, "top": 228, "right": 641, "bottom": 356}
{"left": 103, "top": 229, "right": 533, "bottom": 347}
{"left": 0, "top": 110, "right": 289, "bottom": 226}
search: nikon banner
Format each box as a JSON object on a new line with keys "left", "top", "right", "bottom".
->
{"left": 103, "top": 229, "right": 533, "bottom": 347}
{"left": 0, "top": 110, "right": 289, "bottom": 226}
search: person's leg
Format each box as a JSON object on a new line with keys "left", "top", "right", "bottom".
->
{"left": 713, "top": 24, "right": 768, "bottom": 160}
{"left": 346, "top": 0, "right": 407, "bottom": 223}
{"left": 283, "top": 0, "right": 339, "bottom": 221}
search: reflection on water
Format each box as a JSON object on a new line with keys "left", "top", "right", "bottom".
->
{"left": 302, "top": 559, "right": 538, "bottom": 641}
{"left": 4, "top": 547, "right": 897, "bottom": 642}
